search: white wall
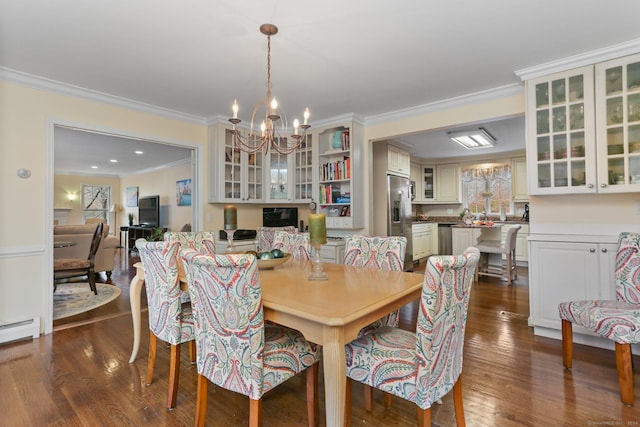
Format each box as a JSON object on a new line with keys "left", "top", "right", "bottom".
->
{"left": 0, "top": 80, "right": 206, "bottom": 333}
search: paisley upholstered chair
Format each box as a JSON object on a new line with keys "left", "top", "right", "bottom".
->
{"left": 135, "top": 239, "right": 196, "bottom": 409}
{"left": 344, "top": 247, "right": 480, "bottom": 426}
{"left": 272, "top": 230, "right": 311, "bottom": 260}
{"left": 343, "top": 235, "right": 407, "bottom": 334}
{"left": 256, "top": 226, "right": 296, "bottom": 252}
{"left": 558, "top": 232, "right": 640, "bottom": 406}
{"left": 164, "top": 231, "right": 216, "bottom": 255}
{"left": 179, "top": 250, "right": 321, "bottom": 427}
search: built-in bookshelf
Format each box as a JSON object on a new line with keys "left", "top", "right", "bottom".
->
{"left": 317, "top": 121, "right": 363, "bottom": 229}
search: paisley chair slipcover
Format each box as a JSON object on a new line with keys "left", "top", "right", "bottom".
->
{"left": 136, "top": 239, "right": 196, "bottom": 409}
{"left": 179, "top": 249, "right": 321, "bottom": 427}
{"left": 345, "top": 247, "right": 480, "bottom": 426}
{"left": 558, "top": 231, "right": 640, "bottom": 406}
{"left": 272, "top": 230, "right": 311, "bottom": 260}
{"left": 164, "top": 231, "right": 217, "bottom": 304}
{"left": 256, "top": 226, "right": 296, "bottom": 252}
{"left": 343, "top": 235, "right": 407, "bottom": 335}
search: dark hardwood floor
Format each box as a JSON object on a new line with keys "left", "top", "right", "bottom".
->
{"left": 2, "top": 249, "right": 639, "bottom": 426}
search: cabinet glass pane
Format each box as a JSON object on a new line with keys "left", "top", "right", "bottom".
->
{"left": 571, "top": 160, "right": 586, "bottom": 186}
{"left": 607, "top": 127, "right": 624, "bottom": 155}
{"left": 568, "top": 75, "right": 584, "bottom": 101}
{"left": 569, "top": 132, "right": 585, "bottom": 158}
{"left": 606, "top": 66, "right": 623, "bottom": 95}
{"left": 536, "top": 83, "right": 549, "bottom": 107}
{"left": 628, "top": 93, "right": 640, "bottom": 123}
{"left": 536, "top": 110, "right": 550, "bottom": 134}
{"left": 537, "top": 136, "right": 550, "bottom": 161}
{"left": 607, "top": 97, "right": 624, "bottom": 125}
{"left": 627, "top": 62, "right": 640, "bottom": 91}
{"left": 551, "top": 79, "right": 566, "bottom": 104}
{"left": 630, "top": 157, "right": 640, "bottom": 183}
{"left": 552, "top": 107, "right": 566, "bottom": 132}
{"left": 569, "top": 104, "right": 584, "bottom": 130}
{"left": 538, "top": 164, "right": 551, "bottom": 187}
{"left": 608, "top": 158, "right": 625, "bottom": 185}
{"left": 630, "top": 125, "right": 640, "bottom": 153}
{"left": 553, "top": 134, "right": 567, "bottom": 159}
{"left": 554, "top": 163, "right": 568, "bottom": 187}
{"left": 423, "top": 167, "right": 434, "bottom": 199}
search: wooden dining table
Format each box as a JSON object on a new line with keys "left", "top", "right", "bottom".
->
{"left": 128, "top": 258, "right": 424, "bottom": 427}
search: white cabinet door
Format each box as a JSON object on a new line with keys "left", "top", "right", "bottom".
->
{"left": 410, "top": 162, "right": 423, "bottom": 202}
{"left": 436, "top": 163, "right": 460, "bottom": 202}
{"left": 512, "top": 157, "right": 528, "bottom": 202}
{"left": 452, "top": 227, "right": 481, "bottom": 256}
{"left": 529, "top": 240, "right": 616, "bottom": 332}
{"left": 387, "top": 145, "right": 410, "bottom": 177}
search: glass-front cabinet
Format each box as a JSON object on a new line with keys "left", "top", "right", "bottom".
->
{"left": 595, "top": 53, "right": 640, "bottom": 192}
{"left": 422, "top": 166, "right": 434, "bottom": 200}
{"left": 292, "top": 133, "right": 314, "bottom": 203}
{"left": 526, "top": 65, "right": 596, "bottom": 195}
{"left": 266, "top": 137, "right": 289, "bottom": 202}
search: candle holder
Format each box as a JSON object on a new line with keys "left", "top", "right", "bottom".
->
{"left": 226, "top": 229, "right": 237, "bottom": 253}
{"left": 308, "top": 243, "right": 328, "bottom": 281}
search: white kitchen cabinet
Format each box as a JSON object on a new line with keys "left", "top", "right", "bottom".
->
{"left": 291, "top": 133, "right": 315, "bottom": 203}
{"left": 319, "top": 239, "right": 345, "bottom": 264}
{"left": 410, "top": 162, "right": 423, "bottom": 202}
{"left": 512, "top": 157, "right": 529, "bottom": 202}
{"left": 209, "top": 124, "right": 265, "bottom": 203}
{"left": 317, "top": 120, "right": 364, "bottom": 229}
{"left": 412, "top": 223, "right": 430, "bottom": 261}
{"left": 452, "top": 227, "right": 481, "bottom": 256}
{"left": 422, "top": 165, "right": 435, "bottom": 200}
{"left": 525, "top": 53, "right": 640, "bottom": 195}
{"left": 528, "top": 235, "right": 617, "bottom": 338}
{"left": 386, "top": 145, "right": 411, "bottom": 177}
{"left": 435, "top": 163, "right": 460, "bottom": 202}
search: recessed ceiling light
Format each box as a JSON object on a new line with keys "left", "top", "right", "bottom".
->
{"left": 135, "top": 150, "right": 143, "bottom": 154}
{"left": 110, "top": 159, "right": 118, "bottom": 163}
{"left": 448, "top": 128, "right": 496, "bottom": 150}
{"left": 91, "top": 165, "right": 98, "bottom": 169}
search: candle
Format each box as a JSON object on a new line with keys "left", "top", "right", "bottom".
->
{"left": 308, "top": 213, "right": 327, "bottom": 245}
{"left": 303, "top": 108, "right": 310, "bottom": 125}
{"left": 224, "top": 205, "right": 237, "bottom": 230}
{"left": 232, "top": 99, "right": 239, "bottom": 119}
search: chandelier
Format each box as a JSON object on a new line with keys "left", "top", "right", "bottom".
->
{"left": 229, "top": 23, "right": 310, "bottom": 155}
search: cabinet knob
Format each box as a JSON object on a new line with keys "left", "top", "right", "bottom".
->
{"left": 601, "top": 248, "right": 607, "bottom": 253}
{"left": 589, "top": 248, "right": 596, "bottom": 253}
{"left": 600, "top": 183, "right": 607, "bottom": 188}
{"left": 588, "top": 183, "right": 594, "bottom": 188}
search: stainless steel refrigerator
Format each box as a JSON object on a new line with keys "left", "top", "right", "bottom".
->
{"left": 387, "top": 174, "right": 413, "bottom": 271}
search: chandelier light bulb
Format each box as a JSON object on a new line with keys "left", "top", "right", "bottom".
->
{"left": 270, "top": 97, "right": 278, "bottom": 111}
{"left": 293, "top": 119, "right": 300, "bottom": 135}
{"left": 303, "top": 108, "right": 310, "bottom": 125}
{"left": 232, "top": 99, "right": 239, "bottom": 119}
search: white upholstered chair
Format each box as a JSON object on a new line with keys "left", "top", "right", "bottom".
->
{"left": 475, "top": 224, "right": 521, "bottom": 285}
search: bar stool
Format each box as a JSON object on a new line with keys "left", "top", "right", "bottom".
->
{"left": 475, "top": 224, "right": 521, "bottom": 285}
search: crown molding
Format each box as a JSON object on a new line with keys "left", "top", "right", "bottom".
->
{"left": 515, "top": 38, "right": 640, "bottom": 81}
{"left": 0, "top": 67, "right": 208, "bottom": 125}
{"left": 364, "top": 83, "right": 523, "bottom": 127}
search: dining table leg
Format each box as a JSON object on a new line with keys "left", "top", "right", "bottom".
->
{"left": 128, "top": 266, "right": 145, "bottom": 363}
{"left": 322, "top": 327, "right": 347, "bottom": 427}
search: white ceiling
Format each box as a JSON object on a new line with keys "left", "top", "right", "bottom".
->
{"left": 2, "top": 0, "right": 640, "bottom": 173}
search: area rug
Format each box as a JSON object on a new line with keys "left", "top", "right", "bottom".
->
{"left": 53, "top": 283, "right": 121, "bottom": 320}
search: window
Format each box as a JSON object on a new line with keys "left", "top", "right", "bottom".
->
{"left": 82, "top": 184, "right": 111, "bottom": 222}
{"left": 461, "top": 163, "right": 511, "bottom": 215}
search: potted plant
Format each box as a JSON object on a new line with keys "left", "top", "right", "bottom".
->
{"left": 128, "top": 212, "right": 134, "bottom": 226}
{"left": 147, "top": 227, "right": 165, "bottom": 242}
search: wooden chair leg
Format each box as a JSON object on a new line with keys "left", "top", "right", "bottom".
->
{"left": 146, "top": 333, "right": 157, "bottom": 386}
{"left": 189, "top": 340, "right": 196, "bottom": 364}
{"left": 363, "top": 384, "right": 373, "bottom": 412}
{"left": 89, "top": 269, "right": 97, "bottom": 294}
{"left": 417, "top": 407, "right": 431, "bottom": 427}
{"left": 167, "top": 343, "right": 180, "bottom": 409}
{"left": 306, "top": 363, "right": 319, "bottom": 427}
{"left": 615, "top": 342, "right": 634, "bottom": 406}
{"left": 195, "top": 374, "right": 208, "bottom": 427}
{"left": 249, "top": 398, "right": 262, "bottom": 427}
{"left": 453, "top": 377, "right": 466, "bottom": 427}
{"left": 506, "top": 253, "right": 513, "bottom": 285}
{"left": 345, "top": 378, "right": 352, "bottom": 427}
{"left": 561, "top": 320, "right": 573, "bottom": 369}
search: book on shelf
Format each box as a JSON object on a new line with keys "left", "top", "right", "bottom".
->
{"left": 320, "top": 156, "right": 351, "bottom": 181}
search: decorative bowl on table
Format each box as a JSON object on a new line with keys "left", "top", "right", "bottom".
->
{"left": 256, "top": 253, "right": 291, "bottom": 270}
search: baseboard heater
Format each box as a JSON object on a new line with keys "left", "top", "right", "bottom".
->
{"left": 0, "top": 317, "right": 40, "bottom": 344}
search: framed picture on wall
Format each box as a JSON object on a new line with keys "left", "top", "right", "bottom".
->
{"left": 126, "top": 186, "right": 139, "bottom": 207}
{"left": 176, "top": 179, "right": 192, "bottom": 206}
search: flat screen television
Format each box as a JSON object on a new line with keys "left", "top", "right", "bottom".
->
{"left": 138, "top": 195, "right": 160, "bottom": 227}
